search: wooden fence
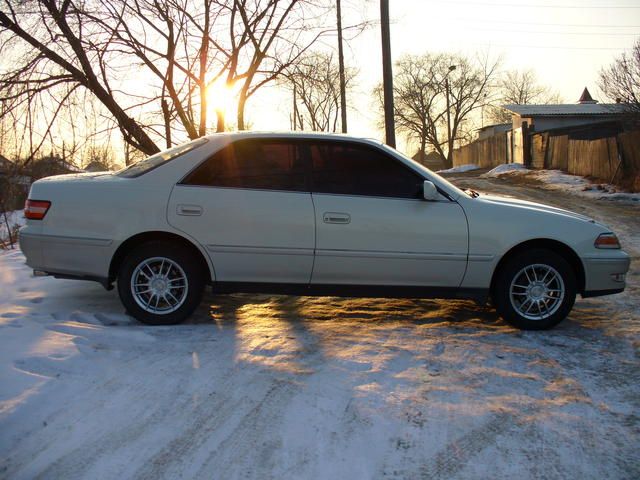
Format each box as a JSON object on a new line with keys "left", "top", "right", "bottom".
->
{"left": 453, "top": 125, "right": 640, "bottom": 191}
{"left": 452, "top": 132, "right": 509, "bottom": 168}
{"left": 531, "top": 128, "right": 640, "bottom": 190}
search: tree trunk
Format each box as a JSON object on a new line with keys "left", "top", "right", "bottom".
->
{"left": 419, "top": 137, "right": 426, "bottom": 165}
{"left": 336, "top": 0, "right": 347, "bottom": 133}
{"left": 237, "top": 90, "right": 248, "bottom": 130}
{"left": 216, "top": 110, "right": 225, "bottom": 132}
{"left": 161, "top": 98, "right": 172, "bottom": 148}
{"left": 198, "top": 0, "right": 210, "bottom": 137}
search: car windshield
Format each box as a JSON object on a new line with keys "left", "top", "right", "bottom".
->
{"left": 117, "top": 138, "right": 209, "bottom": 178}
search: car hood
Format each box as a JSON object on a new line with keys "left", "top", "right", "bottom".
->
{"left": 478, "top": 193, "right": 596, "bottom": 223}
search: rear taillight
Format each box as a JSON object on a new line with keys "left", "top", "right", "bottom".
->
{"left": 24, "top": 199, "right": 51, "bottom": 220}
{"left": 594, "top": 232, "right": 621, "bottom": 249}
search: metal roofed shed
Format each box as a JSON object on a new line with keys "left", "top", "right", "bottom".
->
{"left": 504, "top": 103, "right": 632, "bottom": 117}
{"left": 503, "top": 87, "right": 635, "bottom": 132}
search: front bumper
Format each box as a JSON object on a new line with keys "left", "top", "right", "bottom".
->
{"left": 582, "top": 252, "right": 631, "bottom": 297}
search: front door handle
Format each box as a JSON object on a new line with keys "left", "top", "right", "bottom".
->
{"left": 323, "top": 212, "right": 351, "bottom": 224}
{"left": 177, "top": 204, "right": 203, "bottom": 216}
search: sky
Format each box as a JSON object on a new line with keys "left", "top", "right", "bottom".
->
{"left": 3, "top": 0, "right": 638, "bottom": 164}
{"left": 245, "top": 0, "right": 640, "bottom": 154}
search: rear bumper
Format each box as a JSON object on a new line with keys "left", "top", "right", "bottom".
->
{"left": 19, "top": 228, "right": 44, "bottom": 269}
{"left": 582, "top": 252, "right": 630, "bottom": 296}
{"left": 19, "top": 226, "right": 113, "bottom": 283}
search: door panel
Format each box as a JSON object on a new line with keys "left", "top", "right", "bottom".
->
{"left": 168, "top": 186, "right": 315, "bottom": 283}
{"left": 311, "top": 194, "right": 468, "bottom": 286}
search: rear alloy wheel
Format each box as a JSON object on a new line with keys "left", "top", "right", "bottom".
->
{"left": 117, "top": 242, "right": 205, "bottom": 325}
{"left": 493, "top": 249, "right": 577, "bottom": 330}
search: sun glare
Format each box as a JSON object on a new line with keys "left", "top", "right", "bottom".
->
{"left": 206, "top": 79, "right": 238, "bottom": 118}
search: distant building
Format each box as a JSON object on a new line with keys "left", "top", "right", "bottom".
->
{"left": 412, "top": 150, "right": 446, "bottom": 170}
{"left": 503, "top": 87, "right": 633, "bottom": 133}
{"left": 84, "top": 161, "right": 111, "bottom": 172}
{"left": 476, "top": 123, "right": 511, "bottom": 141}
{"left": 502, "top": 87, "right": 635, "bottom": 164}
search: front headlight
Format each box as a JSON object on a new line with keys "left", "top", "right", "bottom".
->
{"left": 594, "top": 232, "right": 621, "bottom": 249}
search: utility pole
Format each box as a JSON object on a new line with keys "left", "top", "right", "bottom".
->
{"left": 336, "top": 0, "right": 347, "bottom": 133}
{"left": 292, "top": 84, "right": 298, "bottom": 131}
{"left": 380, "top": 0, "right": 395, "bottom": 148}
{"left": 445, "top": 65, "right": 456, "bottom": 165}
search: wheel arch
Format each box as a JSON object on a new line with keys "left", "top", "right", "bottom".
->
{"left": 490, "top": 238, "right": 586, "bottom": 296}
{"left": 109, "top": 231, "right": 214, "bottom": 285}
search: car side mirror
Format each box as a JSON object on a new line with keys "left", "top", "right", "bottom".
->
{"left": 422, "top": 180, "right": 439, "bottom": 201}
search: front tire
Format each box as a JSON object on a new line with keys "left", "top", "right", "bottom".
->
{"left": 493, "top": 248, "right": 577, "bottom": 330}
{"left": 117, "top": 242, "right": 205, "bottom": 325}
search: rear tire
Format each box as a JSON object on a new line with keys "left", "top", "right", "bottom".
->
{"left": 493, "top": 248, "right": 577, "bottom": 330}
{"left": 117, "top": 242, "right": 205, "bottom": 325}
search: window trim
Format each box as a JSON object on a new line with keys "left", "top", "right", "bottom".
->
{"left": 175, "top": 136, "right": 455, "bottom": 202}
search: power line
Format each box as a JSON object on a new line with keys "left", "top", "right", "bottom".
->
{"left": 472, "top": 42, "right": 634, "bottom": 50}
{"left": 454, "top": 18, "right": 640, "bottom": 28}
{"left": 444, "top": 1, "right": 640, "bottom": 8}
{"left": 464, "top": 26, "right": 639, "bottom": 36}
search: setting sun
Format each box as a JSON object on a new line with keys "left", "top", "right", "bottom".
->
{"left": 206, "top": 79, "right": 239, "bottom": 118}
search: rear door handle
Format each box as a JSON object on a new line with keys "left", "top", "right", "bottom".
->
{"left": 177, "top": 204, "right": 203, "bottom": 216}
{"left": 323, "top": 212, "right": 351, "bottom": 224}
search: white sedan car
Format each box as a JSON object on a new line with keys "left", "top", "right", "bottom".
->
{"left": 20, "top": 132, "right": 629, "bottom": 329}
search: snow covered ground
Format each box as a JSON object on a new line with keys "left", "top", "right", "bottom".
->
{"left": 480, "top": 165, "right": 640, "bottom": 203}
{"left": 1, "top": 177, "right": 639, "bottom": 479}
{"left": 436, "top": 164, "right": 481, "bottom": 174}
{"left": 0, "top": 210, "right": 25, "bottom": 246}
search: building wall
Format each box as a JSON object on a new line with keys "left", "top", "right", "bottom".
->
{"left": 518, "top": 115, "right": 624, "bottom": 132}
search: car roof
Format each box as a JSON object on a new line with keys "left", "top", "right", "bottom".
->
{"left": 204, "top": 131, "right": 384, "bottom": 145}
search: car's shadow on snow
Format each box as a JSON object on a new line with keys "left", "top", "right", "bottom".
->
{"left": 189, "top": 292, "right": 503, "bottom": 330}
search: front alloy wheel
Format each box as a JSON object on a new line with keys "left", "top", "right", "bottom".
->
{"left": 509, "top": 263, "right": 565, "bottom": 321}
{"left": 494, "top": 249, "right": 576, "bottom": 330}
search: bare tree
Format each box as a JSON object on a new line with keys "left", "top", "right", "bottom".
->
{"left": 599, "top": 39, "right": 640, "bottom": 113}
{"left": 284, "top": 51, "right": 356, "bottom": 132}
{"left": 0, "top": 0, "right": 336, "bottom": 159}
{"left": 487, "top": 69, "right": 562, "bottom": 124}
{"left": 0, "top": 0, "right": 161, "bottom": 155}
{"left": 381, "top": 52, "right": 498, "bottom": 169}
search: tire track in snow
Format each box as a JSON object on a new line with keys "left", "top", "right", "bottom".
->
{"left": 417, "top": 411, "right": 513, "bottom": 479}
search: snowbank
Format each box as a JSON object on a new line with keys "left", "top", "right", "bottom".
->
{"left": 436, "top": 164, "right": 480, "bottom": 174}
{"left": 481, "top": 165, "right": 640, "bottom": 203}
{"left": 480, "top": 163, "right": 529, "bottom": 177}
{"left": 529, "top": 170, "right": 640, "bottom": 202}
